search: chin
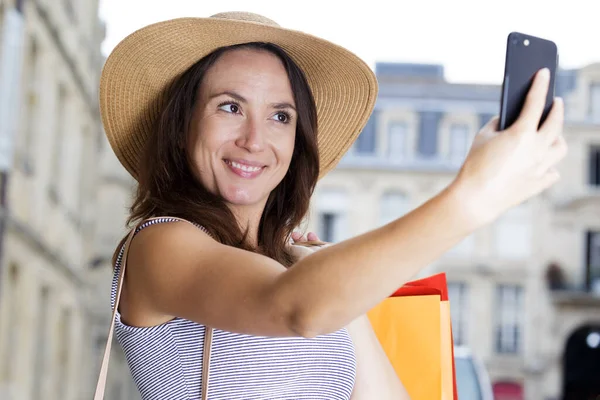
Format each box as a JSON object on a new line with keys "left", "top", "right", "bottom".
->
{"left": 221, "top": 186, "right": 269, "bottom": 207}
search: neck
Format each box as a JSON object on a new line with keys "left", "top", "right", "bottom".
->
{"left": 228, "top": 203, "right": 265, "bottom": 247}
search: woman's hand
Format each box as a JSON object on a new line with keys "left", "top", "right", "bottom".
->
{"left": 291, "top": 231, "right": 320, "bottom": 243}
{"left": 451, "top": 67, "right": 567, "bottom": 227}
{"left": 288, "top": 231, "right": 330, "bottom": 262}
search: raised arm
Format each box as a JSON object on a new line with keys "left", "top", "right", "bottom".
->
{"left": 121, "top": 67, "right": 566, "bottom": 339}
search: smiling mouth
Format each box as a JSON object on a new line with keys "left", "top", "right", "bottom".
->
{"left": 224, "top": 159, "right": 266, "bottom": 178}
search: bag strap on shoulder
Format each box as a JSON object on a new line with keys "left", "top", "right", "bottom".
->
{"left": 93, "top": 216, "right": 214, "bottom": 400}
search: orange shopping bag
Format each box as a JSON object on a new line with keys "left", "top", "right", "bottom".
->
{"left": 367, "top": 273, "right": 458, "bottom": 400}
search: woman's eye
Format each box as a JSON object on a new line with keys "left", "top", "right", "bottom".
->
{"left": 219, "top": 103, "right": 240, "bottom": 114}
{"left": 273, "top": 112, "right": 290, "bottom": 123}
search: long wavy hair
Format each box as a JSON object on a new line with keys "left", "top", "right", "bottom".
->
{"left": 112, "top": 42, "right": 320, "bottom": 267}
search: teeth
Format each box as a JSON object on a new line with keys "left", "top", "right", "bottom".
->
{"left": 229, "top": 161, "right": 262, "bottom": 172}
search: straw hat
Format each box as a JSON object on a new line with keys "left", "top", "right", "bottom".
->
{"left": 100, "top": 11, "right": 378, "bottom": 180}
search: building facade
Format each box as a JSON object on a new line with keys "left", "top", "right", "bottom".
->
{"left": 0, "top": 0, "right": 112, "bottom": 399}
{"left": 307, "top": 62, "right": 600, "bottom": 399}
{"left": 2, "top": 2, "right": 596, "bottom": 396}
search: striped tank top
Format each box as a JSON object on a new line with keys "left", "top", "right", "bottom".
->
{"left": 110, "top": 218, "right": 357, "bottom": 399}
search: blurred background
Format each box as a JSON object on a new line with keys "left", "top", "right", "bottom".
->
{"left": 0, "top": 0, "right": 598, "bottom": 399}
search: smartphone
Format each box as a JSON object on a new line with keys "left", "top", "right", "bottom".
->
{"left": 499, "top": 32, "right": 558, "bottom": 131}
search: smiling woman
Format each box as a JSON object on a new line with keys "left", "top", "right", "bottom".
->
{"left": 96, "top": 9, "right": 567, "bottom": 400}
{"left": 96, "top": 13, "right": 387, "bottom": 399}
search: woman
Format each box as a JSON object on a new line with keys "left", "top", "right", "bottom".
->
{"left": 95, "top": 11, "right": 567, "bottom": 400}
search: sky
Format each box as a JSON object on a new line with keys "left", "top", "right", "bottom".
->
{"left": 98, "top": 0, "right": 600, "bottom": 85}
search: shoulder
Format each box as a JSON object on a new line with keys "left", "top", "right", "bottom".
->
{"left": 128, "top": 218, "right": 216, "bottom": 264}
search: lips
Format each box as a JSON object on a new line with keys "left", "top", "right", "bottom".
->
{"left": 224, "top": 159, "right": 266, "bottom": 178}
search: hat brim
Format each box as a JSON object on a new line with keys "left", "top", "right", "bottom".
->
{"left": 100, "top": 17, "right": 378, "bottom": 180}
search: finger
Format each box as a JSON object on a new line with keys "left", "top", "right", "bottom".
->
{"left": 550, "top": 135, "right": 568, "bottom": 161}
{"left": 291, "top": 231, "right": 302, "bottom": 242}
{"left": 538, "top": 97, "right": 564, "bottom": 146}
{"left": 307, "top": 232, "right": 319, "bottom": 241}
{"left": 514, "top": 68, "right": 551, "bottom": 131}
{"left": 536, "top": 135, "right": 568, "bottom": 175}
{"left": 540, "top": 166, "right": 561, "bottom": 190}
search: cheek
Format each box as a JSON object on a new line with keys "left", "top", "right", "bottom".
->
{"left": 188, "top": 139, "right": 210, "bottom": 174}
{"left": 277, "top": 132, "right": 296, "bottom": 166}
{"left": 190, "top": 122, "right": 228, "bottom": 162}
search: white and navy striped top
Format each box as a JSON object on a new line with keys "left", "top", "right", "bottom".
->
{"left": 111, "top": 218, "right": 357, "bottom": 399}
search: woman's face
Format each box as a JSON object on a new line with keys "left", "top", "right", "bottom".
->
{"left": 188, "top": 48, "right": 297, "bottom": 209}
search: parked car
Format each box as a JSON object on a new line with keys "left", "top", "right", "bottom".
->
{"left": 454, "top": 346, "right": 494, "bottom": 400}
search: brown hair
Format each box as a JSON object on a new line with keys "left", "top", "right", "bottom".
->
{"left": 113, "top": 42, "right": 320, "bottom": 267}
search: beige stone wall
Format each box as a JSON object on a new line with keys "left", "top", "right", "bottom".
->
{"left": 0, "top": 1, "right": 122, "bottom": 399}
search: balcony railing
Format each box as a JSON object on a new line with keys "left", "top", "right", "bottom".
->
{"left": 549, "top": 282, "right": 600, "bottom": 306}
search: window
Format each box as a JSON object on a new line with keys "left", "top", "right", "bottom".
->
{"left": 78, "top": 125, "right": 91, "bottom": 213}
{"left": 586, "top": 231, "right": 600, "bottom": 293}
{"left": 417, "top": 111, "right": 441, "bottom": 157}
{"left": 320, "top": 213, "right": 336, "bottom": 242}
{"left": 388, "top": 122, "right": 409, "bottom": 159}
{"left": 21, "top": 37, "right": 39, "bottom": 173}
{"left": 379, "top": 191, "right": 410, "bottom": 226}
{"left": 495, "top": 284, "right": 523, "bottom": 354}
{"left": 316, "top": 189, "right": 349, "bottom": 243}
{"left": 448, "top": 282, "right": 469, "bottom": 346}
{"left": 56, "top": 308, "right": 72, "bottom": 398}
{"left": 1, "top": 264, "right": 19, "bottom": 382}
{"left": 60, "top": 110, "right": 84, "bottom": 212}
{"left": 493, "top": 204, "right": 532, "bottom": 259}
{"left": 448, "top": 124, "right": 470, "bottom": 163}
{"left": 589, "top": 146, "right": 600, "bottom": 187}
{"left": 319, "top": 212, "right": 347, "bottom": 243}
{"left": 355, "top": 114, "right": 377, "bottom": 155}
{"left": 590, "top": 83, "right": 600, "bottom": 121}
{"left": 49, "top": 84, "right": 68, "bottom": 201}
{"left": 33, "top": 286, "right": 50, "bottom": 399}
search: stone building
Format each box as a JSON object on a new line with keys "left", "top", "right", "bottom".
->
{"left": 0, "top": 0, "right": 114, "bottom": 399}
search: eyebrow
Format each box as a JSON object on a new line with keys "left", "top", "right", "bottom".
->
{"left": 210, "top": 90, "right": 296, "bottom": 111}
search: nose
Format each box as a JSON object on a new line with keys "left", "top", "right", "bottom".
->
{"left": 235, "top": 116, "right": 266, "bottom": 153}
